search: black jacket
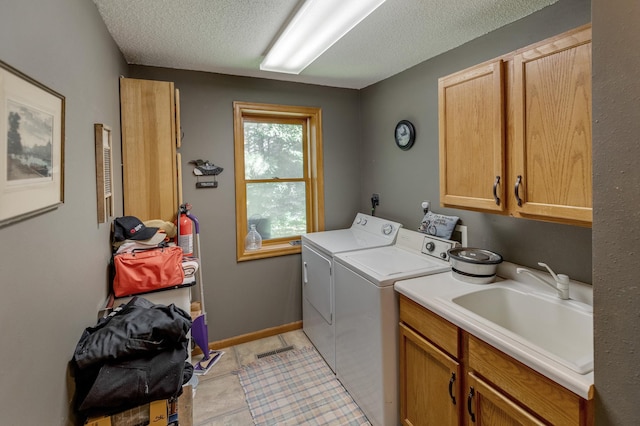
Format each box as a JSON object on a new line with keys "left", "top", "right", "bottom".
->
{"left": 74, "top": 296, "right": 191, "bottom": 369}
{"left": 72, "top": 297, "right": 192, "bottom": 416}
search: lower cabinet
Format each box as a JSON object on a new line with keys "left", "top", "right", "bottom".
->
{"left": 399, "top": 323, "right": 460, "bottom": 426}
{"left": 466, "top": 373, "right": 544, "bottom": 426}
{"left": 398, "top": 294, "right": 594, "bottom": 426}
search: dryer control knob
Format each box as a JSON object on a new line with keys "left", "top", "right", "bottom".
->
{"left": 382, "top": 224, "right": 393, "bottom": 235}
{"left": 425, "top": 242, "right": 435, "bottom": 252}
{"left": 360, "top": 218, "right": 367, "bottom": 225}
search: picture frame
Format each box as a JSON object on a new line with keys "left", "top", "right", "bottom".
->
{"left": 0, "top": 60, "right": 65, "bottom": 227}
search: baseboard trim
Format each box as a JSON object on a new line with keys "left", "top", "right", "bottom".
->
{"left": 192, "top": 321, "right": 303, "bottom": 355}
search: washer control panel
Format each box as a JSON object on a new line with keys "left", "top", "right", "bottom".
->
{"left": 381, "top": 223, "right": 394, "bottom": 235}
{"left": 352, "top": 213, "right": 401, "bottom": 241}
{"left": 421, "top": 235, "right": 460, "bottom": 261}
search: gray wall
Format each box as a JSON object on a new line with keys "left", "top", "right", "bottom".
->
{"left": 592, "top": 0, "right": 640, "bottom": 424}
{"left": 2, "top": 0, "right": 636, "bottom": 424}
{"left": 360, "top": 0, "right": 593, "bottom": 284}
{"left": 0, "top": 0, "right": 127, "bottom": 424}
{"left": 129, "top": 66, "right": 362, "bottom": 340}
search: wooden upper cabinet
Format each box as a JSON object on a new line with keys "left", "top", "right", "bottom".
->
{"left": 439, "top": 24, "right": 592, "bottom": 227}
{"left": 439, "top": 60, "right": 505, "bottom": 212}
{"left": 120, "top": 77, "right": 180, "bottom": 223}
{"left": 511, "top": 26, "right": 592, "bottom": 224}
{"left": 175, "top": 88, "right": 182, "bottom": 149}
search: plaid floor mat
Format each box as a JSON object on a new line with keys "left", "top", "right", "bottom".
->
{"left": 236, "top": 346, "right": 371, "bottom": 426}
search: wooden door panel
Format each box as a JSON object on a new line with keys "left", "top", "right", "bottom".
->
{"left": 121, "top": 78, "right": 178, "bottom": 222}
{"left": 400, "top": 323, "right": 460, "bottom": 426}
{"left": 439, "top": 60, "right": 505, "bottom": 212}
{"left": 512, "top": 27, "right": 592, "bottom": 223}
{"left": 467, "top": 373, "right": 545, "bottom": 426}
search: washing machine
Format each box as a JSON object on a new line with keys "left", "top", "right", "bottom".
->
{"left": 333, "top": 228, "right": 462, "bottom": 426}
{"left": 301, "top": 213, "right": 402, "bottom": 372}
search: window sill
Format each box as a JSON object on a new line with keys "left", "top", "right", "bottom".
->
{"left": 237, "top": 242, "right": 301, "bottom": 262}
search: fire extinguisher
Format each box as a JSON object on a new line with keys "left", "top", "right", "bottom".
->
{"left": 176, "top": 203, "right": 193, "bottom": 256}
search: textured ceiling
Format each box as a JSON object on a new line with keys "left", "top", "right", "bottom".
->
{"left": 93, "top": 0, "right": 557, "bottom": 89}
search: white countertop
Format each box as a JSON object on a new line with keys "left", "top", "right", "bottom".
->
{"left": 394, "top": 261, "right": 594, "bottom": 399}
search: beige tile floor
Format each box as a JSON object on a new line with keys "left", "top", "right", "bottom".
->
{"left": 191, "top": 329, "right": 314, "bottom": 426}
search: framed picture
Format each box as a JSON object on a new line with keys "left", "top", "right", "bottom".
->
{"left": 0, "top": 60, "right": 65, "bottom": 227}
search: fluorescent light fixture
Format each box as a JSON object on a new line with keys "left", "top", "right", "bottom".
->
{"left": 260, "top": 0, "right": 387, "bottom": 74}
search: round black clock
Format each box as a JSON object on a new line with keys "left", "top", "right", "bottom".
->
{"left": 394, "top": 120, "right": 415, "bottom": 150}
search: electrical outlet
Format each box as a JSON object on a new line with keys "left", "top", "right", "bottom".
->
{"left": 372, "top": 193, "right": 380, "bottom": 207}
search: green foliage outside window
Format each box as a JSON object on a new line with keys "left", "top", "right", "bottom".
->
{"left": 244, "top": 121, "right": 307, "bottom": 239}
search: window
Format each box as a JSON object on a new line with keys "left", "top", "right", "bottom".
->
{"left": 233, "top": 102, "right": 324, "bottom": 261}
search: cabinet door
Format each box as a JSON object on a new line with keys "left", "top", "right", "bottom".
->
{"left": 399, "top": 323, "right": 460, "bottom": 426}
{"left": 512, "top": 26, "right": 592, "bottom": 224}
{"left": 439, "top": 60, "right": 505, "bottom": 212}
{"left": 175, "top": 88, "right": 182, "bottom": 149}
{"left": 120, "top": 77, "right": 178, "bottom": 222}
{"left": 175, "top": 88, "right": 183, "bottom": 206}
{"left": 466, "top": 373, "right": 544, "bottom": 426}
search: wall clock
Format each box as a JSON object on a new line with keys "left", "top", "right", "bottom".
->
{"left": 395, "top": 120, "right": 415, "bottom": 150}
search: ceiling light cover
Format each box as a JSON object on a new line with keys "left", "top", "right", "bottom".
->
{"left": 260, "top": 0, "right": 387, "bottom": 74}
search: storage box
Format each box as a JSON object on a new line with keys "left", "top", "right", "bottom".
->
{"left": 84, "top": 384, "right": 192, "bottom": 426}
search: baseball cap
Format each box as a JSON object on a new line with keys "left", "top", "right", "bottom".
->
{"left": 113, "top": 216, "right": 160, "bottom": 242}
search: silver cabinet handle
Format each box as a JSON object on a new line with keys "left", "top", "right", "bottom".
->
{"left": 303, "top": 262, "right": 308, "bottom": 284}
{"left": 492, "top": 176, "right": 501, "bottom": 206}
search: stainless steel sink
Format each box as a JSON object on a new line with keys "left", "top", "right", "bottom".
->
{"left": 452, "top": 286, "right": 593, "bottom": 374}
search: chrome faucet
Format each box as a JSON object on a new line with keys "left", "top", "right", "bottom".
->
{"left": 516, "top": 262, "right": 570, "bottom": 300}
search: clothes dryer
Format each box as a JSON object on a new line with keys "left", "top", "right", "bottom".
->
{"left": 301, "top": 213, "right": 401, "bottom": 372}
{"left": 333, "top": 228, "right": 459, "bottom": 426}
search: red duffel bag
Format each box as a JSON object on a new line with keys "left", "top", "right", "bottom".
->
{"left": 112, "top": 246, "right": 185, "bottom": 297}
